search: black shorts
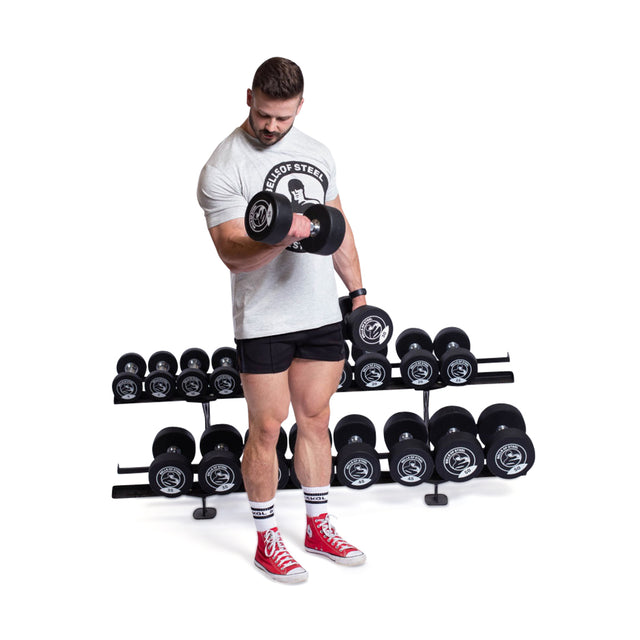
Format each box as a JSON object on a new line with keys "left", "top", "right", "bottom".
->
{"left": 235, "top": 322, "right": 346, "bottom": 374}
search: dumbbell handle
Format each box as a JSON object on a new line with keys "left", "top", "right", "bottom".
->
{"left": 166, "top": 445, "right": 184, "bottom": 455}
{"left": 398, "top": 432, "right": 415, "bottom": 442}
{"left": 123, "top": 362, "right": 141, "bottom": 375}
{"left": 348, "top": 435, "right": 364, "bottom": 445}
{"left": 218, "top": 357, "right": 234, "bottom": 368}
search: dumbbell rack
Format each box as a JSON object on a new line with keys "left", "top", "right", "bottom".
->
{"left": 112, "top": 352, "right": 514, "bottom": 517}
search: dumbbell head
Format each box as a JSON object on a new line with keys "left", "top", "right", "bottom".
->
{"left": 477, "top": 404, "right": 535, "bottom": 479}
{"left": 334, "top": 414, "right": 377, "bottom": 450}
{"left": 347, "top": 305, "right": 393, "bottom": 353}
{"left": 245, "top": 191, "right": 293, "bottom": 244}
{"left": 433, "top": 327, "right": 477, "bottom": 386}
{"left": 112, "top": 352, "right": 147, "bottom": 401}
{"left": 384, "top": 412, "right": 434, "bottom": 485}
{"left": 433, "top": 328, "right": 471, "bottom": 358}
{"left": 395, "top": 329, "right": 433, "bottom": 358}
{"left": 146, "top": 351, "right": 178, "bottom": 400}
{"left": 116, "top": 352, "right": 147, "bottom": 376}
{"left": 149, "top": 427, "right": 196, "bottom": 497}
{"left": 353, "top": 351, "right": 392, "bottom": 390}
{"left": 383, "top": 412, "right": 428, "bottom": 449}
{"left": 428, "top": 406, "right": 484, "bottom": 482}
{"left": 209, "top": 349, "right": 242, "bottom": 399}
{"left": 395, "top": 328, "right": 438, "bottom": 389}
{"left": 148, "top": 351, "right": 178, "bottom": 374}
{"left": 177, "top": 348, "right": 210, "bottom": 399}
{"left": 211, "top": 347, "right": 238, "bottom": 371}
{"left": 334, "top": 415, "right": 381, "bottom": 489}
{"left": 198, "top": 424, "right": 244, "bottom": 495}
{"left": 179, "top": 348, "right": 210, "bottom": 372}
{"left": 299, "top": 204, "right": 346, "bottom": 255}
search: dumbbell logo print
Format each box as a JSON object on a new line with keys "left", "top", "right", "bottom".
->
{"left": 358, "top": 313, "right": 390, "bottom": 349}
{"left": 247, "top": 197, "right": 273, "bottom": 235}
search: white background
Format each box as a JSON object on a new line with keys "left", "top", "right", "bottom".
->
{"left": 2, "top": 1, "right": 638, "bottom": 637}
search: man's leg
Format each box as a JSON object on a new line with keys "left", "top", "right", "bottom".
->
{"left": 241, "top": 371, "right": 307, "bottom": 583}
{"left": 289, "top": 358, "right": 366, "bottom": 566}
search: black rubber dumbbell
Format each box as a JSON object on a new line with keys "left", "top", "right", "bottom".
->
{"left": 112, "top": 352, "right": 146, "bottom": 402}
{"left": 177, "top": 348, "right": 210, "bottom": 399}
{"left": 477, "top": 404, "right": 535, "bottom": 479}
{"left": 245, "top": 191, "right": 345, "bottom": 255}
{"left": 334, "top": 414, "right": 381, "bottom": 489}
{"left": 198, "top": 424, "right": 244, "bottom": 495}
{"left": 383, "top": 412, "right": 435, "bottom": 486}
{"left": 243, "top": 427, "right": 290, "bottom": 490}
{"left": 428, "top": 406, "right": 485, "bottom": 482}
{"left": 339, "top": 296, "right": 393, "bottom": 353}
{"left": 352, "top": 351, "right": 392, "bottom": 390}
{"left": 208, "top": 347, "right": 242, "bottom": 399}
{"left": 148, "top": 427, "right": 196, "bottom": 497}
{"left": 433, "top": 327, "right": 478, "bottom": 386}
{"left": 145, "top": 350, "right": 178, "bottom": 400}
{"left": 395, "top": 328, "right": 439, "bottom": 389}
{"left": 288, "top": 423, "right": 334, "bottom": 488}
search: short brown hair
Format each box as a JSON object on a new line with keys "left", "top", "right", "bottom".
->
{"left": 252, "top": 57, "right": 304, "bottom": 99}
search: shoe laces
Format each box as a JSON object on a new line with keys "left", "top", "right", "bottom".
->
{"left": 313, "top": 514, "right": 353, "bottom": 552}
{"left": 263, "top": 529, "right": 298, "bottom": 570}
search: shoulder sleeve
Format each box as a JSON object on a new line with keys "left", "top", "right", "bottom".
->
{"left": 197, "top": 163, "right": 246, "bottom": 229}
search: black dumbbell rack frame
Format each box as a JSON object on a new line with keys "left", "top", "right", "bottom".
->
{"left": 112, "top": 353, "right": 514, "bottom": 517}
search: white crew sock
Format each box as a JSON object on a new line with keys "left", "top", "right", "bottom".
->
{"left": 249, "top": 499, "right": 277, "bottom": 532}
{"left": 301, "top": 485, "right": 330, "bottom": 518}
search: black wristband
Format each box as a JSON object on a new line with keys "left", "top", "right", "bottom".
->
{"left": 349, "top": 288, "right": 367, "bottom": 299}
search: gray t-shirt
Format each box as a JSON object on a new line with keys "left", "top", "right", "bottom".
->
{"left": 198, "top": 127, "right": 342, "bottom": 340}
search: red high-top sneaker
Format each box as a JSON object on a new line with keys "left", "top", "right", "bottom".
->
{"left": 255, "top": 527, "right": 308, "bottom": 583}
{"left": 305, "top": 514, "right": 366, "bottom": 566}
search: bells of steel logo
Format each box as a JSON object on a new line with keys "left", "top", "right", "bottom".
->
{"left": 248, "top": 200, "right": 273, "bottom": 234}
{"left": 344, "top": 457, "right": 375, "bottom": 486}
{"left": 359, "top": 314, "right": 390, "bottom": 347}
{"left": 156, "top": 466, "right": 187, "bottom": 495}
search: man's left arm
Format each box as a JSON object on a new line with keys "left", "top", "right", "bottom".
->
{"left": 327, "top": 195, "right": 367, "bottom": 310}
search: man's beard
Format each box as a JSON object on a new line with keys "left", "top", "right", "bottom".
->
{"left": 249, "top": 113, "right": 293, "bottom": 146}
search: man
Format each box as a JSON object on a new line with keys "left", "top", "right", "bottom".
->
{"left": 197, "top": 57, "right": 369, "bottom": 583}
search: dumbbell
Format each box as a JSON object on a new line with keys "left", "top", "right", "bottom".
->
{"left": 208, "top": 347, "right": 242, "bottom": 398}
{"left": 243, "top": 427, "right": 290, "bottom": 490}
{"left": 428, "top": 406, "right": 485, "bottom": 482}
{"left": 198, "top": 424, "right": 244, "bottom": 495}
{"left": 477, "top": 404, "right": 535, "bottom": 479}
{"left": 176, "top": 348, "right": 210, "bottom": 399}
{"left": 145, "top": 351, "right": 178, "bottom": 400}
{"left": 395, "top": 328, "right": 439, "bottom": 389}
{"left": 339, "top": 296, "right": 393, "bottom": 353}
{"left": 334, "top": 414, "right": 381, "bottom": 489}
{"left": 383, "top": 412, "right": 435, "bottom": 485}
{"left": 148, "top": 427, "right": 196, "bottom": 497}
{"left": 433, "top": 327, "right": 477, "bottom": 386}
{"left": 245, "top": 191, "right": 345, "bottom": 255}
{"left": 337, "top": 361, "right": 352, "bottom": 391}
{"left": 353, "top": 351, "right": 392, "bottom": 390}
{"left": 288, "top": 423, "right": 334, "bottom": 488}
{"left": 112, "top": 352, "right": 146, "bottom": 401}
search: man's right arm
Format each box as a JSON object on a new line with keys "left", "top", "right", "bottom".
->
{"left": 209, "top": 215, "right": 312, "bottom": 274}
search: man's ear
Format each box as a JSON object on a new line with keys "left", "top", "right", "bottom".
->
{"left": 246, "top": 89, "right": 253, "bottom": 107}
